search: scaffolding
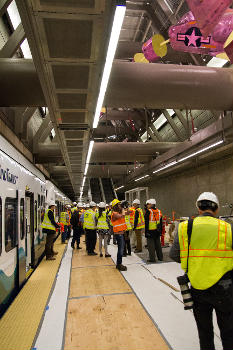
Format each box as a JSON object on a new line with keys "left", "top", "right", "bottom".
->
{"left": 125, "top": 187, "right": 149, "bottom": 205}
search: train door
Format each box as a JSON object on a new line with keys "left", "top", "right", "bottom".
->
{"left": 2, "top": 191, "right": 19, "bottom": 307}
{"left": 18, "top": 197, "right": 26, "bottom": 286}
{"left": 25, "top": 192, "right": 34, "bottom": 270}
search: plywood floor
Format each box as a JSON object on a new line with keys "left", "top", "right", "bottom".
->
{"left": 65, "top": 241, "right": 169, "bottom": 350}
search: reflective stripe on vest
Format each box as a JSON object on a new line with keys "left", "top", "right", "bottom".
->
{"left": 178, "top": 216, "right": 233, "bottom": 290}
{"left": 136, "top": 208, "right": 145, "bottom": 229}
{"left": 41, "top": 209, "right": 56, "bottom": 231}
{"left": 108, "top": 210, "right": 113, "bottom": 226}
{"left": 149, "top": 209, "right": 157, "bottom": 230}
{"left": 125, "top": 215, "right": 132, "bottom": 230}
{"left": 129, "top": 207, "right": 135, "bottom": 225}
{"left": 96, "top": 211, "right": 109, "bottom": 230}
{"left": 83, "top": 209, "right": 96, "bottom": 229}
{"left": 60, "top": 212, "right": 68, "bottom": 224}
{"left": 111, "top": 212, "right": 127, "bottom": 233}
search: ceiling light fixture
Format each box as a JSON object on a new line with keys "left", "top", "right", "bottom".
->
{"left": 135, "top": 175, "right": 149, "bottom": 182}
{"left": 84, "top": 140, "right": 94, "bottom": 176}
{"left": 153, "top": 140, "right": 224, "bottom": 174}
{"left": 115, "top": 185, "right": 124, "bottom": 191}
{"left": 92, "top": 3, "right": 126, "bottom": 129}
{"left": 178, "top": 140, "right": 224, "bottom": 163}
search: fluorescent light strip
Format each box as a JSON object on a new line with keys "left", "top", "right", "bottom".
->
{"left": 115, "top": 185, "right": 124, "bottom": 191}
{"left": 92, "top": 5, "right": 126, "bottom": 129}
{"left": 84, "top": 140, "right": 94, "bottom": 176}
{"left": 178, "top": 140, "right": 224, "bottom": 163}
{"left": 153, "top": 161, "right": 177, "bottom": 174}
{"left": 152, "top": 140, "right": 224, "bottom": 174}
{"left": 82, "top": 176, "right": 86, "bottom": 188}
{"left": 135, "top": 175, "right": 149, "bottom": 182}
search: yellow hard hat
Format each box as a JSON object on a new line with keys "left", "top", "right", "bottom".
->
{"left": 111, "top": 199, "right": 121, "bottom": 207}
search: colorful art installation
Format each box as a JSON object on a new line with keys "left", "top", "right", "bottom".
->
{"left": 142, "top": 34, "right": 167, "bottom": 62}
{"left": 186, "top": 0, "right": 232, "bottom": 38}
{"left": 168, "top": 10, "right": 233, "bottom": 57}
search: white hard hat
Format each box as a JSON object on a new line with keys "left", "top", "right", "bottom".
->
{"left": 196, "top": 192, "right": 219, "bottom": 208}
{"left": 98, "top": 202, "right": 106, "bottom": 208}
{"left": 73, "top": 202, "right": 77, "bottom": 205}
{"left": 67, "top": 205, "right": 71, "bottom": 208}
{"left": 133, "top": 199, "right": 140, "bottom": 205}
{"left": 149, "top": 199, "right": 156, "bottom": 205}
{"left": 77, "top": 202, "right": 83, "bottom": 207}
{"left": 146, "top": 199, "right": 150, "bottom": 204}
{"left": 86, "top": 204, "right": 90, "bottom": 208}
{"left": 90, "top": 201, "right": 96, "bottom": 207}
{"left": 48, "top": 200, "right": 56, "bottom": 207}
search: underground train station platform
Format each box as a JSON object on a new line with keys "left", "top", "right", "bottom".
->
{"left": 0, "top": 238, "right": 223, "bottom": 350}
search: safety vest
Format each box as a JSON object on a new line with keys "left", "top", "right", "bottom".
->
{"left": 96, "top": 211, "right": 109, "bottom": 230}
{"left": 135, "top": 208, "right": 145, "bottom": 229}
{"left": 83, "top": 209, "right": 96, "bottom": 230}
{"left": 149, "top": 208, "right": 162, "bottom": 230}
{"left": 111, "top": 212, "right": 127, "bottom": 233}
{"left": 125, "top": 215, "right": 132, "bottom": 231}
{"left": 129, "top": 207, "right": 135, "bottom": 225}
{"left": 60, "top": 211, "right": 68, "bottom": 225}
{"left": 41, "top": 209, "right": 56, "bottom": 231}
{"left": 179, "top": 216, "right": 233, "bottom": 290}
{"left": 108, "top": 210, "right": 113, "bottom": 226}
{"left": 71, "top": 207, "right": 77, "bottom": 213}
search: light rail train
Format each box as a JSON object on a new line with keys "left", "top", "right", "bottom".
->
{"left": 0, "top": 135, "right": 70, "bottom": 315}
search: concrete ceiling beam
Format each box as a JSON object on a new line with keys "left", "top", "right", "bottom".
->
{"left": 0, "top": 23, "right": 25, "bottom": 58}
{"left": 0, "top": 0, "right": 12, "bottom": 17}
{"left": 162, "top": 109, "right": 184, "bottom": 141}
{"left": 100, "top": 109, "right": 145, "bottom": 121}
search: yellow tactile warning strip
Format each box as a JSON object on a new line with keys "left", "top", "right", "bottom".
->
{"left": 0, "top": 239, "right": 66, "bottom": 350}
{"left": 65, "top": 242, "right": 169, "bottom": 350}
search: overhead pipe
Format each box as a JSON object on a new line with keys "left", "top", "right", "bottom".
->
{"left": 0, "top": 60, "right": 233, "bottom": 111}
{"left": 105, "top": 61, "right": 233, "bottom": 111}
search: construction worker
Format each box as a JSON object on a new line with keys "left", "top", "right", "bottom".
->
{"left": 96, "top": 202, "right": 111, "bottom": 258}
{"left": 170, "top": 192, "right": 233, "bottom": 350}
{"left": 70, "top": 202, "right": 83, "bottom": 249}
{"left": 132, "top": 199, "right": 145, "bottom": 253}
{"left": 59, "top": 207, "right": 70, "bottom": 243}
{"left": 145, "top": 199, "right": 163, "bottom": 263}
{"left": 71, "top": 202, "right": 77, "bottom": 213}
{"left": 41, "top": 201, "right": 60, "bottom": 260}
{"left": 123, "top": 209, "right": 132, "bottom": 256}
{"left": 66, "top": 205, "right": 72, "bottom": 239}
{"left": 83, "top": 201, "right": 97, "bottom": 255}
{"left": 107, "top": 203, "right": 114, "bottom": 245}
{"left": 111, "top": 199, "right": 129, "bottom": 271}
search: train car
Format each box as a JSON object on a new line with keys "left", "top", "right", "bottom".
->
{"left": 0, "top": 135, "right": 69, "bottom": 315}
{"left": 45, "top": 180, "right": 71, "bottom": 220}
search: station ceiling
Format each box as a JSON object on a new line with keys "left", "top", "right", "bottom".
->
{"left": 0, "top": 0, "right": 232, "bottom": 200}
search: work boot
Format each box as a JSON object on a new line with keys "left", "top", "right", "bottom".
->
{"left": 116, "top": 264, "right": 127, "bottom": 271}
{"left": 100, "top": 253, "right": 103, "bottom": 257}
{"left": 77, "top": 246, "right": 82, "bottom": 249}
{"left": 46, "top": 257, "right": 56, "bottom": 261}
{"left": 105, "top": 254, "right": 111, "bottom": 258}
{"left": 134, "top": 249, "right": 142, "bottom": 253}
{"left": 52, "top": 251, "right": 58, "bottom": 255}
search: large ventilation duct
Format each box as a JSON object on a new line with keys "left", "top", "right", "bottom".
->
{"left": 105, "top": 61, "right": 233, "bottom": 111}
{"left": 0, "top": 60, "right": 233, "bottom": 111}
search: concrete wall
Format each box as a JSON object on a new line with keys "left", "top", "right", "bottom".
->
{"left": 146, "top": 156, "right": 233, "bottom": 218}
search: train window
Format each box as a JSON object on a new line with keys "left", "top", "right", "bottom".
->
{"left": 20, "top": 198, "right": 25, "bottom": 240}
{"left": 34, "top": 200, "right": 38, "bottom": 231}
{"left": 5, "top": 198, "right": 18, "bottom": 252}
{"left": 0, "top": 197, "right": 2, "bottom": 255}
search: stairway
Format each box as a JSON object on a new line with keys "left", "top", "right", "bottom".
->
{"left": 101, "top": 178, "right": 115, "bottom": 204}
{"left": 90, "top": 178, "right": 102, "bottom": 203}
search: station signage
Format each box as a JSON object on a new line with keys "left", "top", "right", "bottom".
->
{"left": 0, "top": 165, "right": 18, "bottom": 184}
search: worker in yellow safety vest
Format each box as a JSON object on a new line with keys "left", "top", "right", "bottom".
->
{"left": 123, "top": 210, "right": 132, "bottom": 256}
{"left": 59, "top": 208, "right": 70, "bottom": 243}
{"left": 132, "top": 199, "right": 145, "bottom": 253}
{"left": 96, "top": 202, "right": 111, "bottom": 258}
{"left": 83, "top": 201, "right": 97, "bottom": 255}
{"left": 144, "top": 198, "right": 163, "bottom": 263}
{"left": 170, "top": 192, "right": 233, "bottom": 350}
{"left": 41, "top": 201, "right": 60, "bottom": 260}
{"left": 71, "top": 202, "right": 77, "bottom": 213}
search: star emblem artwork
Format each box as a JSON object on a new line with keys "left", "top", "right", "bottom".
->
{"left": 177, "top": 27, "right": 211, "bottom": 48}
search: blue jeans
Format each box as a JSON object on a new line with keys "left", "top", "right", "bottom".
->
{"left": 116, "top": 234, "right": 125, "bottom": 265}
{"left": 62, "top": 225, "right": 68, "bottom": 243}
